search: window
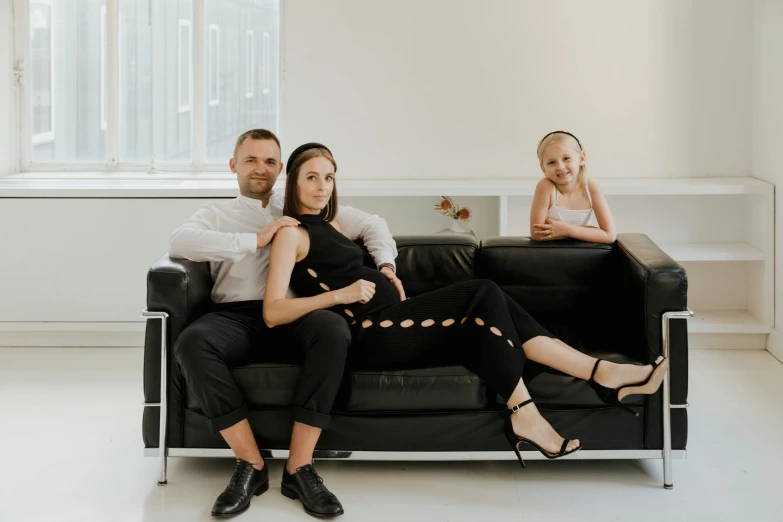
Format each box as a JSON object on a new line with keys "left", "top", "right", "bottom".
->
{"left": 19, "top": 0, "right": 280, "bottom": 170}
{"left": 28, "top": 0, "right": 104, "bottom": 162}
{"left": 178, "top": 19, "right": 192, "bottom": 114}
{"left": 204, "top": 0, "right": 280, "bottom": 163}
{"left": 245, "top": 30, "right": 255, "bottom": 98}
{"left": 121, "top": 0, "right": 193, "bottom": 163}
{"left": 208, "top": 24, "right": 220, "bottom": 107}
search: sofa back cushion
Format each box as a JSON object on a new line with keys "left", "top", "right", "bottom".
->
{"left": 386, "top": 235, "right": 479, "bottom": 297}
{"left": 477, "top": 237, "right": 613, "bottom": 314}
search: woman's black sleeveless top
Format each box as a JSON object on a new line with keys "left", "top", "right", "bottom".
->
{"left": 288, "top": 213, "right": 400, "bottom": 320}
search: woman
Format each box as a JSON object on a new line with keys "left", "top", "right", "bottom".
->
{"left": 264, "top": 143, "right": 668, "bottom": 466}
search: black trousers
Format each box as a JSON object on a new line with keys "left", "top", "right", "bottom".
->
{"left": 349, "top": 280, "right": 552, "bottom": 401}
{"left": 173, "top": 301, "right": 350, "bottom": 432}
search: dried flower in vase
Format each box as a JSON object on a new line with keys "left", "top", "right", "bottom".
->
{"left": 434, "top": 196, "right": 472, "bottom": 222}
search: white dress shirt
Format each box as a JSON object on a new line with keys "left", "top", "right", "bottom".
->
{"left": 168, "top": 193, "right": 397, "bottom": 303}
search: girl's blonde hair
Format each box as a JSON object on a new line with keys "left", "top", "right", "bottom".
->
{"left": 536, "top": 131, "right": 588, "bottom": 188}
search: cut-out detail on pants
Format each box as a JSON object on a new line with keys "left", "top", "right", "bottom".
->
{"left": 345, "top": 280, "right": 551, "bottom": 401}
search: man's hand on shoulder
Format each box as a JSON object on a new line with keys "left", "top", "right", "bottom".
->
{"left": 257, "top": 216, "right": 301, "bottom": 249}
{"left": 380, "top": 265, "right": 407, "bottom": 301}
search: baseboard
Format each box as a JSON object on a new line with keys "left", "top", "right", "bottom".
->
{"left": 688, "top": 333, "right": 767, "bottom": 350}
{"left": 0, "top": 322, "right": 145, "bottom": 347}
{"left": 766, "top": 329, "right": 783, "bottom": 363}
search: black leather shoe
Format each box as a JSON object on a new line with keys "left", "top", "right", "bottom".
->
{"left": 211, "top": 460, "right": 269, "bottom": 517}
{"left": 281, "top": 464, "right": 344, "bottom": 518}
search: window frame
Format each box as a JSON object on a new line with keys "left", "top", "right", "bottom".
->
{"left": 245, "top": 29, "right": 254, "bottom": 99}
{"left": 207, "top": 23, "right": 220, "bottom": 107}
{"left": 10, "top": 0, "right": 283, "bottom": 174}
{"left": 177, "top": 18, "right": 193, "bottom": 114}
{"left": 100, "top": 4, "right": 107, "bottom": 131}
{"left": 262, "top": 31, "right": 270, "bottom": 95}
{"left": 29, "top": 0, "right": 55, "bottom": 146}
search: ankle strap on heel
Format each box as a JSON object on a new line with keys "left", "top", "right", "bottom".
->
{"left": 589, "top": 359, "right": 603, "bottom": 383}
{"left": 509, "top": 398, "right": 534, "bottom": 414}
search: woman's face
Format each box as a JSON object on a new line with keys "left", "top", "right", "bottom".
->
{"left": 296, "top": 156, "right": 335, "bottom": 214}
{"left": 540, "top": 140, "right": 584, "bottom": 186}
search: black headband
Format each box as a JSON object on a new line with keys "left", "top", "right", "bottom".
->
{"left": 538, "top": 131, "right": 582, "bottom": 151}
{"left": 286, "top": 142, "right": 332, "bottom": 174}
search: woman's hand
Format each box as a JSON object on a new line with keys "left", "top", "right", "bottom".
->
{"left": 532, "top": 218, "right": 572, "bottom": 241}
{"left": 336, "top": 279, "right": 376, "bottom": 304}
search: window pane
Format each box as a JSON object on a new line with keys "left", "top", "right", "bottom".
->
{"left": 31, "top": 4, "right": 52, "bottom": 137}
{"left": 208, "top": 25, "right": 219, "bottom": 106}
{"left": 205, "top": 0, "right": 280, "bottom": 163}
{"left": 119, "top": 0, "right": 192, "bottom": 163}
{"left": 30, "top": 0, "right": 105, "bottom": 162}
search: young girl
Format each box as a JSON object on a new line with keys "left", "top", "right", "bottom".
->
{"left": 530, "top": 131, "right": 616, "bottom": 243}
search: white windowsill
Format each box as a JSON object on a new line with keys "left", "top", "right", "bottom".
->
{"left": 0, "top": 174, "right": 773, "bottom": 198}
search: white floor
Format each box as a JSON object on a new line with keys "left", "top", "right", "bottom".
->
{"left": 0, "top": 348, "right": 782, "bottom": 522}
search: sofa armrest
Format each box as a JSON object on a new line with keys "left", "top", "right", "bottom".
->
{"left": 614, "top": 233, "right": 688, "bottom": 362}
{"left": 146, "top": 255, "right": 213, "bottom": 332}
{"left": 143, "top": 255, "right": 213, "bottom": 447}
{"left": 615, "top": 234, "right": 689, "bottom": 449}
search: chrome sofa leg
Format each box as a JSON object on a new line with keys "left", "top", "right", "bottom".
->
{"left": 661, "top": 308, "right": 693, "bottom": 489}
{"left": 142, "top": 310, "right": 170, "bottom": 486}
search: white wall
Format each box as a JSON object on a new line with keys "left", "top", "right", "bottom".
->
{"left": 283, "top": 0, "right": 753, "bottom": 179}
{"left": 0, "top": 0, "right": 755, "bottom": 177}
{"left": 0, "top": 0, "right": 769, "bottom": 347}
{"left": 752, "top": 0, "right": 783, "bottom": 360}
{"left": 0, "top": 0, "right": 14, "bottom": 175}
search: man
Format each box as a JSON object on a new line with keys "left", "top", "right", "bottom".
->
{"left": 168, "top": 129, "right": 404, "bottom": 518}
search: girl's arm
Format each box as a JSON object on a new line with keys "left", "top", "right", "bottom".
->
{"left": 529, "top": 179, "right": 552, "bottom": 240}
{"left": 263, "top": 227, "right": 345, "bottom": 327}
{"left": 565, "top": 181, "right": 617, "bottom": 244}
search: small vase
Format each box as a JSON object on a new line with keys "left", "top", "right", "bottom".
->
{"left": 437, "top": 219, "right": 476, "bottom": 238}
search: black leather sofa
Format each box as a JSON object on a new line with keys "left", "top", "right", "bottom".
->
{"left": 142, "top": 234, "right": 690, "bottom": 488}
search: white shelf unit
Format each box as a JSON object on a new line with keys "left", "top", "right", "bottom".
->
{"left": 688, "top": 311, "right": 770, "bottom": 335}
{"left": 0, "top": 175, "right": 774, "bottom": 348}
{"left": 498, "top": 177, "right": 774, "bottom": 347}
{"left": 657, "top": 243, "right": 765, "bottom": 262}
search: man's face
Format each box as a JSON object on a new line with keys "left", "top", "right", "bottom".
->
{"left": 230, "top": 138, "right": 283, "bottom": 199}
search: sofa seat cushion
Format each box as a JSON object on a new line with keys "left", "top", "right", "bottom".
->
{"left": 185, "top": 365, "right": 490, "bottom": 412}
{"left": 184, "top": 349, "right": 645, "bottom": 413}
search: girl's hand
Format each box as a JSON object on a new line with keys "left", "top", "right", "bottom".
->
{"left": 532, "top": 219, "right": 572, "bottom": 241}
{"left": 336, "top": 279, "right": 376, "bottom": 304}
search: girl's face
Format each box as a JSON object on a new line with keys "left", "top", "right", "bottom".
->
{"left": 296, "top": 156, "right": 335, "bottom": 214}
{"left": 540, "top": 141, "right": 585, "bottom": 186}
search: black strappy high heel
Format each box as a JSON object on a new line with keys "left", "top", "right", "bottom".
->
{"left": 588, "top": 357, "right": 669, "bottom": 416}
{"left": 504, "top": 399, "right": 582, "bottom": 468}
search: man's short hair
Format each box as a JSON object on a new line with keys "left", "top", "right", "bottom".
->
{"left": 233, "top": 129, "right": 281, "bottom": 158}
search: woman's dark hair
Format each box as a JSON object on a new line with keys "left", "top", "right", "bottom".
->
{"left": 283, "top": 147, "right": 338, "bottom": 221}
